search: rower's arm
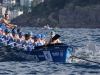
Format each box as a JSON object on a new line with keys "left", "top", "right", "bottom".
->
{"left": 2, "top": 19, "right": 17, "bottom": 28}
{"left": 50, "top": 40, "right": 57, "bottom": 44}
{"left": 50, "top": 39, "right": 60, "bottom": 44}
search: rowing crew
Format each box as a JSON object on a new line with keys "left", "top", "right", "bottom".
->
{"left": 0, "top": 28, "right": 61, "bottom": 51}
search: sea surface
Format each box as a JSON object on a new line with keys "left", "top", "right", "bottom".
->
{"left": 0, "top": 27, "right": 100, "bottom": 75}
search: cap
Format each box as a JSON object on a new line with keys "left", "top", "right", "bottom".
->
{"left": 51, "top": 31, "right": 55, "bottom": 34}
{"left": 28, "top": 31, "right": 33, "bottom": 35}
{"left": 19, "top": 32, "right": 24, "bottom": 36}
{"left": 33, "top": 35, "right": 40, "bottom": 39}
{"left": 37, "top": 34, "right": 41, "bottom": 38}
{"left": 5, "top": 28, "right": 11, "bottom": 33}
{"left": 12, "top": 30, "right": 17, "bottom": 34}
{"left": 41, "top": 34, "right": 45, "bottom": 39}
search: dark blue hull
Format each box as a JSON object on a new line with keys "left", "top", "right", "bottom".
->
{"left": 1, "top": 43, "right": 73, "bottom": 63}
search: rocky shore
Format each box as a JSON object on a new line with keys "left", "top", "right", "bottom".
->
{"left": 11, "top": 0, "right": 100, "bottom": 28}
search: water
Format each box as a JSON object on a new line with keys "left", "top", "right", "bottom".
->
{"left": 0, "top": 27, "right": 100, "bottom": 75}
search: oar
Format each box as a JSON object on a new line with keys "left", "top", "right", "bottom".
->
{"left": 0, "top": 47, "right": 19, "bottom": 61}
{"left": 0, "top": 44, "right": 23, "bottom": 58}
{"left": 71, "top": 55, "right": 100, "bottom": 65}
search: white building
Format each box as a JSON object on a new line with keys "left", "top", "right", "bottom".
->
{"left": 3, "top": 0, "right": 16, "bottom": 7}
{"left": 37, "top": 0, "right": 44, "bottom": 4}
{"left": 8, "top": 10, "right": 23, "bottom": 19}
{"left": 20, "top": 0, "right": 24, "bottom": 6}
{"left": 33, "top": 0, "right": 44, "bottom": 6}
{"left": 0, "top": 6, "right": 6, "bottom": 16}
{"left": 20, "top": 0, "right": 33, "bottom": 7}
{"left": 0, "top": 6, "right": 6, "bottom": 20}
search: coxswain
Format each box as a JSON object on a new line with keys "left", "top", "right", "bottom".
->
{"left": 0, "top": 14, "right": 17, "bottom": 31}
{"left": 49, "top": 31, "right": 61, "bottom": 44}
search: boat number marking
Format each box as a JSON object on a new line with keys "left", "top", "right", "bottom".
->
{"left": 43, "top": 51, "right": 53, "bottom": 61}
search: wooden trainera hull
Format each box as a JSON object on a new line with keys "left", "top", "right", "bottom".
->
{"left": 0, "top": 43, "right": 73, "bottom": 63}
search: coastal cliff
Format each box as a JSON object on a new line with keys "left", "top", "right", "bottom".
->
{"left": 11, "top": 0, "right": 100, "bottom": 28}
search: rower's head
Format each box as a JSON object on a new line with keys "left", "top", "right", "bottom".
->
{"left": 5, "top": 14, "right": 9, "bottom": 20}
{"left": 28, "top": 31, "right": 33, "bottom": 37}
{"left": 19, "top": 32, "right": 24, "bottom": 38}
{"left": 37, "top": 34, "right": 42, "bottom": 39}
{"left": 5, "top": 28, "right": 11, "bottom": 34}
{"left": 41, "top": 34, "right": 46, "bottom": 40}
{"left": 51, "top": 31, "right": 55, "bottom": 37}
{"left": 17, "top": 28, "right": 21, "bottom": 33}
{"left": 33, "top": 35, "right": 40, "bottom": 41}
{"left": 12, "top": 30, "right": 17, "bottom": 35}
{"left": 25, "top": 34, "right": 30, "bottom": 40}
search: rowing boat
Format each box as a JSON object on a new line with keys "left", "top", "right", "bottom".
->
{"left": 0, "top": 43, "right": 73, "bottom": 63}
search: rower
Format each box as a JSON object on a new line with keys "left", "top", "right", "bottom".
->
{"left": 3, "top": 28, "right": 12, "bottom": 45}
{"left": 17, "top": 28, "right": 21, "bottom": 34}
{"left": 49, "top": 31, "right": 61, "bottom": 44}
{"left": 41, "top": 34, "right": 47, "bottom": 45}
{"left": 28, "top": 31, "right": 33, "bottom": 37}
{"left": 17, "top": 32, "right": 25, "bottom": 47}
{"left": 24, "top": 34, "right": 34, "bottom": 51}
{"left": 12, "top": 30, "right": 19, "bottom": 40}
{"left": 34, "top": 34, "right": 43, "bottom": 46}
{"left": 28, "top": 31, "right": 34, "bottom": 43}
{"left": 11, "top": 30, "right": 19, "bottom": 46}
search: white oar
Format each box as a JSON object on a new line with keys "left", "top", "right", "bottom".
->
{"left": 8, "top": 42, "right": 16, "bottom": 45}
{"left": 1, "top": 40, "right": 9, "bottom": 43}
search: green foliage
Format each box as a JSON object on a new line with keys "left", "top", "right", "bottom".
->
{"left": 31, "top": 0, "right": 100, "bottom": 17}
{"left": 69, "top": 0, "right": 100, "bottom": 6}
{"left": 31, "top": 0, "right": 67, "bottom": 17}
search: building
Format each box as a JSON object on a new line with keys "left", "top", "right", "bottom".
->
{"left": 37, "top": 0, "right": 44, "bottom": 4}
{"left": 0, "top": 6, "right": 6, "bottom": 20}
{"left": 0, "top": 6, "right": 6, "bottom": 16}
{"left": 8, "top": 10, "right": 23, "bottom": 19}
{"left": 16, "top": 0, "right": 20, "bottom": 3}
{"left": 20, "top": 0, "right": 33, "bottom": 7}
{"left": 0, "top": 0, "right": 3, "bottom": 3}
{"left": 32, "top": 0, "right": 44, "bottom": 6}
{"left": 2, "top": 0, "right": 16, "bottom": 7}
